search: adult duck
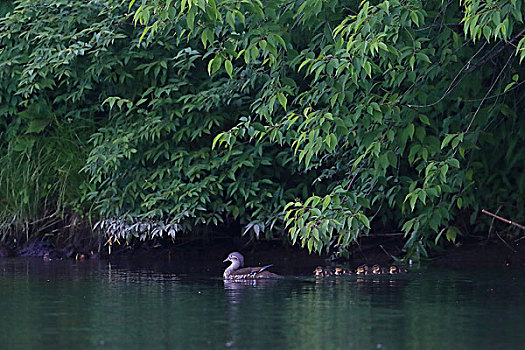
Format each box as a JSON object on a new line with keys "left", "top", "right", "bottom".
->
{"left": 223, "top": 252, "right": 282, "bottom": 280}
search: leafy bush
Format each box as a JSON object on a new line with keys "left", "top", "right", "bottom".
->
{"left": 0, "top": 0, "right": 118, "bottom": 240}
{"left": 1, "top": 0, "right": 523, "bottom": 260}
{"left": 132, "top": 0, "right": 525, "bottom": 259}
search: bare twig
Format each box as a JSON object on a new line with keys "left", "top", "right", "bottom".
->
{"left": 458, "top": 53, "right": 514, "bottom": 157}
{"left": 379, "top": 244, "right": 394, "bottom": 259}
{"left": 408, "top": 42, "right": 487, "bottom": 108}
{"left": 415, "top": 23, "right": 463, "bottom": 31}
{"left": 486, "top": 205, "right": 502, "bottom": 242}
{"left": 463, "top": 80, "right": 525, "bottom": 103}
{"left": 466, "top": 28, "right": 525, "bottom": 73}
{"left": 482, "top": 209, "right": 525, "bottom": 230}
{"left": 355, "top": 240, "right": 368, "bottom": 263}
{"left": 371, "top": 232, "right": 405, "bottom": 237}
{"left": 496, "top": 231, "right": 517, "bottom": 253}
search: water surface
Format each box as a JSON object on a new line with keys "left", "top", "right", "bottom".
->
{"left": 1, "top": 258, "right": 524, "bottom": 349}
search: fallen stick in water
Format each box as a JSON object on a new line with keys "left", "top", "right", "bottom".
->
{"left": 482, "top": 209, "right": 525, "bottom": 230}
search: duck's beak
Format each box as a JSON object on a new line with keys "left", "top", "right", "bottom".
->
{"left": 223, "top": 257, "right": 230, "bottom": 263}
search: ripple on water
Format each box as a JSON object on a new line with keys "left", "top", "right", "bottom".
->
{"left": 1, "top": 259, "right": 525, "bottom": 350}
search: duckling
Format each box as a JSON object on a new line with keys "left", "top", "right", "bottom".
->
{"left": 356, "top": 264, "right": 372, "bottom": 275}
{"left": 334, "top": 266, "right": 352, "bottom": 276}
{"left": 371, "top": 264, "right": 388, "bottom": 275}
{"left": 323, "top": 267, "right": 334, "bottom": 277}
{"left": 43, "top": 252, "right": 52, "bottom": 262}
{"left": 313, "top": 266, "right": 333, "bottom": 277}
{"left": 388, "top": 264, "right": 408, "bottom": 274}
{"left": 314, "top": 266, "right": 324, "bottom": 277}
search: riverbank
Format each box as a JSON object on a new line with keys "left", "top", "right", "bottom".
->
{"left": 1, "top": 233, "right": 524, "bottom": 273}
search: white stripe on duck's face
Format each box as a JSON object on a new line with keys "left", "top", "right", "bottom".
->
{"left": 223, "top": 252, "right": 245, "bottom": 269}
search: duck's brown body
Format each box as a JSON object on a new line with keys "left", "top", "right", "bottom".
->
{"left": 223, "top": 252, "right": 282, "bottom": 280}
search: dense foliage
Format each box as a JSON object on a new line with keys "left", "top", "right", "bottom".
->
{"left": 1, "top": 0, "right": 523, "bottom": 259}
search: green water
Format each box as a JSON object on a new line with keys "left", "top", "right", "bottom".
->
{"left": 1, "top": 258, "right": 524, "bottom": 350}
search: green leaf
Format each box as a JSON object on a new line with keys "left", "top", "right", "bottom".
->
{"left": 212, "top": 132, "right": 225, "bottom": 149}
{"left": 252, "top": 122, "right": 265, "bottom": 132}
{"left": 378, "top": 153, "right": 389, "bottom": 169}
{"left": 251, "top": 46, "right": 259, "bottom": 61}
{"left": 226, "top": 11, "right": 235, "bottom": 29}
{"left": 407, "top": 123, "right": 415, "bottom": 140}
{"left": 410, "top": 11, "right": 419, "bottom": 27}
{"left": 328, "top": 133, "right": 337, "bottom": 151}
{"left": 270, "top": 33, "right": 286, "bottom": 49}
{"left": 311, "top": 227, "right": 319, "bottom": 240}
{"left": 440, "top": 164, "right": 449, "bottom": 182}
{"left": 357, "top": 213, "right": 370, "bottom": 229}
{"left": 449, "top": 158, "right": 460, "bottom": 168}
{"left": 208, "top": 55, "right": 223, "bottom": 75}
{"left": 224, "top": 59, "right": 233, "bottom": 78}
{"left": 410, "top": 193, "right": 417, "bottom": 211}
{"left": 416, "top": 52, "right": 431, "bottom": 64}
{"left": 409, "top": 55, "right": 415, "bottom": 70}
{"left": 446, "top": 227, "right": 458, "bottom": 242}
{"left": 441, "top": 134, "right": 455, "bottom": 149}
{"left": 304, "top": 150, "right": 314, "bottom": 168}
{"left": 277, "top": 93, "right": 287, "bottom": 110}
{"left": 322, "top": 196, "right": 331, "bottom": 211}
{"left": 364, "top": 61, "right": 372, "bottom": 77}
{"left": 504, "top": 81, "right": 516, "bottom": 92}
{"left": 186, "top": 10, "right": 195, "bottom": 31}
{"left": 483, "top": 26, "right": 492, "bottom": 42}
{"left": 26, "top": 120, "right": 48, "bottom": 134}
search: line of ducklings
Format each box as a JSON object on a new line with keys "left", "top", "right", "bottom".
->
{"left": 314, "top": 264, "right": 407, "bottom": 277}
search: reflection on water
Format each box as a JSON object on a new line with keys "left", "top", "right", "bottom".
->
{"left": 1, "top": 258, "right": 525, "bottom": 349}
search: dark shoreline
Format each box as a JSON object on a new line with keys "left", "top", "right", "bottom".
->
{"left": 1, "top": 234, "right": 525, "bottom": 273}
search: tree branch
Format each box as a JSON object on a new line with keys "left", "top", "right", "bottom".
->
{"left": 466, "top": 27, "right": 525, "bottom": 73}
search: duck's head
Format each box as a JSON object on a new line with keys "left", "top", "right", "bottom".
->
{"left": 223, "top": 252, "right": 245, "bottom": 268}
{"left": 356, "top": 265, "right": 367, "bottom": 274}
{"left": 334, "top": 267, "right": 343, "bottom": 275}
{"left": 314, "top": 266, "right": 324, "bottom": 276}
{"left": 389, "top": 265, "right": 399, "bottom": 274}
{"left": 372, "top": 264, "right": 382, "bottom": 274}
